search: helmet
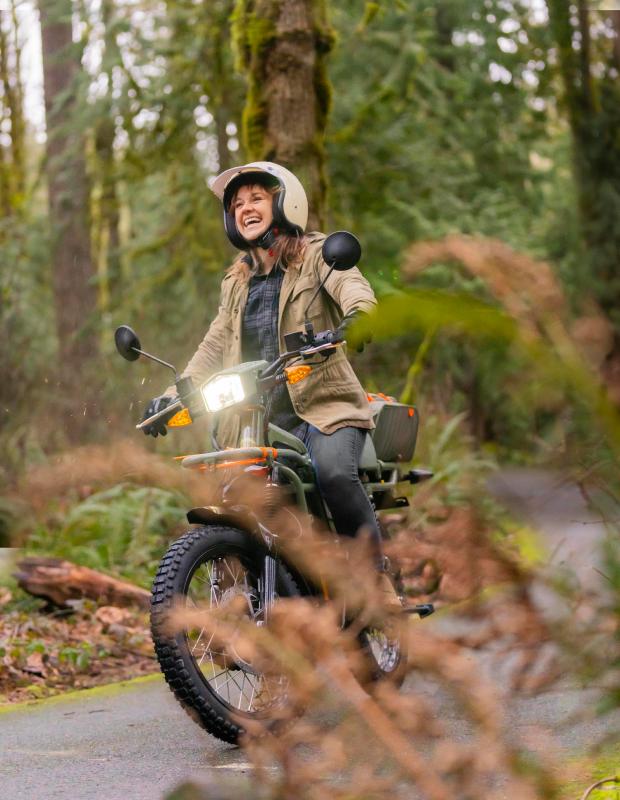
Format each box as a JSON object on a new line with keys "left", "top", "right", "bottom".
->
{"left": 210, "top": 161, "right": 308, "bottom": 250}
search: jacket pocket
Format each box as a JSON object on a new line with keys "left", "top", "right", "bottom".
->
{"left": 289, "top": 276, "right": 323, "bottom": 327}
{"left": 289, "top": 275, "right": 317, "bottom": 300}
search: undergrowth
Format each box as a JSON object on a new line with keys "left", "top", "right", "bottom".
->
{"left": 24, "top": 482, "right": 188, "bottom": 588}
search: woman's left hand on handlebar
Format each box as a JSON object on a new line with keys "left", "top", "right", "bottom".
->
{"left": 141, "top": 395, "right": 175, "bottom": 437}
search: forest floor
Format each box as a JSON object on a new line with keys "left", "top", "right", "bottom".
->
{"left": 0, "top": 587, "right": 157, "bottom": 704}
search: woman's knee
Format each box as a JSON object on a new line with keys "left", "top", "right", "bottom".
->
{"left": 314, "top": 460, "right": 356, "bottom": 498}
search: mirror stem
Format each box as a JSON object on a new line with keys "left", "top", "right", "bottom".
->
{"left": 132, "top": 348, "right": 178, "bottom": 380}
{"left": 303, "top": 261, "right": 336, "bottom": 324}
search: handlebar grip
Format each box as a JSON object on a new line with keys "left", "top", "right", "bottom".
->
{"left": 313, "top": 329, "right": 343, "bottom": 346}
{"left": 136, "top": 399, "right": 182, "bottom": 430}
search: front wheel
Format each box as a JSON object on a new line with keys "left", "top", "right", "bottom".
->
{"left": 150, "top": 525, "right": 300, "bottom": 744}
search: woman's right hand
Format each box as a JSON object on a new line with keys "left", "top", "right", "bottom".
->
{"left": 141, "top": 395, "right": 175, "bottom": 437}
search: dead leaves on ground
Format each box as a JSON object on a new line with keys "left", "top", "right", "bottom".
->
{"left": 0, "top": 601, "right": 156, "bottom": 703}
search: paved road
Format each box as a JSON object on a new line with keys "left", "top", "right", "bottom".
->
{"left": 1, "top": 670, "right": 614, "bottom": 800}
{"left": 0, "top": 677, "right": 244, "bottom": 800}
{"left": 1, "top": 470, "right": 617, "bottom": 799}
{"left": 488, "top": 468, "right": 612, "bottom": 595}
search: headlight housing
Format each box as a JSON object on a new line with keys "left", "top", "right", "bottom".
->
{"left": 201, "top": 373, "right": 245, "bottom": 412}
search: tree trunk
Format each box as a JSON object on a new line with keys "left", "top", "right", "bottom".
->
{"left": 208, "top": 0, "right": 242, "bottom": 170}
{"left": 94, "top": 116, "right": 121, "bottom": 315}
{"left": 93, "top": 0, "right": 121, "bottom": 318}
{"left": 14, "top": 557, "right": 150, "bottom": 609}
{"left": 38, "top": 0, "right": 98, "bottom": 410}
{"left": 547, "top": 1, "right": 620, "bottom": 333}
{"left": 233, "top": 0, "right": 335, "bottom": 230}
{"left": 435, "top": 2, "right": 456, "bottom": 73}
{"left": 0, "top": 3, "right": 26, "bottom": 217}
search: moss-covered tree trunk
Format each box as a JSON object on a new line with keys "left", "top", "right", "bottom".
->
{"left": 207, "top": 0, "right": 244, "bottom": 172}
{"left": 39, "top": 0, "right": 98, "bottom": 427}
{"left": 547, "top": 1, "right": 620, "bottom": 329}
{"left": 0, "top": 3, "right": 26, "bottom": 218}
{"left": 233, "top": 0, "right": 334, "bottom": 230}
{"left": 92, "top": 0, "right": 121, "bottom": 320}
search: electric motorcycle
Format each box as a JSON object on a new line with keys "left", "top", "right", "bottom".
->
{"left": 115, "top": 232, "right": 434, "bottom": 744}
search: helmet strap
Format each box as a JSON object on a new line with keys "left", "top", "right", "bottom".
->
{"left": 248, "top": 225, "right": 279, "bottom": 251}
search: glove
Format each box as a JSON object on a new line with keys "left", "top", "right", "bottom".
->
{"left": 141, "top": 395, "right": 176, "bottom": 438}
{"left": 337, "top": 312, "right": 372, "bottom": 353}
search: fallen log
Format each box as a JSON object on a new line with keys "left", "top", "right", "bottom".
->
{"left": 14, "top": 557, "right": 150, "bottom": 610}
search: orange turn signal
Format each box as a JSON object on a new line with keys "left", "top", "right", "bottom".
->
{"left": 285, "top": 365, "right": 312, "bottom": 384}
{"left": 167, "top": 408, "right": 193, "bottom": 427}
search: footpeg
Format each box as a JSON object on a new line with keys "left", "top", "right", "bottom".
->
{"left": 406, "top": 469, "right": 433, "bottom": 484}
{"left": 405, "top": 603, "right": 435, "bottom": 618}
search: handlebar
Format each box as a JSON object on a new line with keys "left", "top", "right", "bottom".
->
{"left": 257, "top": 330, "right": 343, "bottom": 391}
{"left": 136, "top": 329, "right": 344, "bottom": 428}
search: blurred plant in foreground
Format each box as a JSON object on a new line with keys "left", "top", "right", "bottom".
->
{"left": 160, "top": 514, "right": 557, "bottom": 800}
{"left": 150, "top": 235, "right": 620, "bottom": 800}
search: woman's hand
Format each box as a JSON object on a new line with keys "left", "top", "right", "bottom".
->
{"left": 337, "top": 311, "right": 372, "bottom": 352}
{"left": 141, "top": 395, "right": 176, "bottom": 437}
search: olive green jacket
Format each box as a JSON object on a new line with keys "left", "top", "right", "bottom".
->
{"left": 167, "top": 232, "right": 377, "bottom": 443}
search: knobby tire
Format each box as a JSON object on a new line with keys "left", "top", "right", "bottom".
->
{"left": 150, "top": 524, "right": 299, "bottom": 745}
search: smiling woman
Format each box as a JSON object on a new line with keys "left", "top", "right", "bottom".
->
{"left": 232, "top": 184, "right": 276, "bottom": 242}
{"left": 226, "top": 177, "right": 304, "bottom": 278}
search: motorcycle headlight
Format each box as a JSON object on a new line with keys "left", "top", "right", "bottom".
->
{"left": 200, "top": 373, "right": 245, "bottom": 412}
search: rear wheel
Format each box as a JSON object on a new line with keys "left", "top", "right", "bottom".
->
{"left": 360, "top": 571, "right": 408, "bottom": 687}
{"left": 361, "top": 621, "right": 407, "bottom": 685}
{"left": 151, "top": 525, "right": 300, "bottom": 744}
{"left": 361, "top": 523, "right": 408, "bottom": 685}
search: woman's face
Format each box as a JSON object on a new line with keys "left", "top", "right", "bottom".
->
{"left": 232, "top": 184, "right": 274, "bottom": 240}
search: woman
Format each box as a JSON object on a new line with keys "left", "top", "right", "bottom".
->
{"left": 142, "top": 161, "right": 383, "bottom": 559}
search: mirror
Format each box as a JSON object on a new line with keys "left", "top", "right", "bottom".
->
{"left": 115, "top": 325, "right": 141, "bottom": 361}
{"left": 321, "top": 231, "right": 361, "bottom": 271}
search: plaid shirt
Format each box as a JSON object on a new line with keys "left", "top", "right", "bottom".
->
{"left": 242, "top": 265, "right": 302, "bottom": 432}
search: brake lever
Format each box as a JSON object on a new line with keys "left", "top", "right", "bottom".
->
{"left": 136, "top": 399, "right": 183, "bottom": 430}
{"left": 300, "top": 340, "right": 344, "bottom": 358}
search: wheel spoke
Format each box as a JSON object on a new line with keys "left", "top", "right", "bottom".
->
{"left": 182, "top": 552, "right": 289, "bottom": 714}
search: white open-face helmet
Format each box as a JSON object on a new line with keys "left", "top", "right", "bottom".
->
{"left": 210, "top": 161, "right": 309, "bottom": 250}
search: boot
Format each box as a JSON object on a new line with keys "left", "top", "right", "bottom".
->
{"left": 376, "top": 571, "right": 403, "bottom": 611}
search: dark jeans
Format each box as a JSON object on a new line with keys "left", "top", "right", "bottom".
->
{"left": 297, "top": 423, "right": 383, "bottom": 566}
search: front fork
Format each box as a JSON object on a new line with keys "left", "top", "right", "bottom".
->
{"left": 260, "top": 554, "right": 278, "bottom": 622}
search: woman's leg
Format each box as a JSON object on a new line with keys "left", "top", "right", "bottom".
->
{"left": 303, "top": 425, "right": 383, "bottom": 565}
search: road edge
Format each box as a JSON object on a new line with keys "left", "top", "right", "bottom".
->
{"left": 0, "top": 672, "right": 163, "bottom": 715}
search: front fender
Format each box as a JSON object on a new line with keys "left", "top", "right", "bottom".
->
{"left": 186, "top": 504, "right": 260, "bottom": 536}
{"left": 186, "top": 505, "right": 315, "bottom": 597}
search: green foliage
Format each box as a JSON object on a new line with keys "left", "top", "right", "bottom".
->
{"left": 58, "top": 643, "right": 93, "bottom": 672}
{"left": 415, "top": 410, "right": 497, "bottom": 507}
{"left": 1, "top": 0, "right": 616, "bottom": 462}
{"left": 547, "top": 1, "right": 620, "bottom": 328}
{"left": 0, "top": 0, "right": 617, "bottom": 496}
{"left": 27, "top": 483, "right": 188, "bottom": 587}
{"left": 0, "top": 212, "right": 55, "bottom": 434}
{"left": 327, "top": 0, "right": 557, "bottom": 272}
{"left": 231, "top": 0, "right": 279, "bottom": 157}
{"left": 352, "top": 287, "right": 620, "bottom": 455}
